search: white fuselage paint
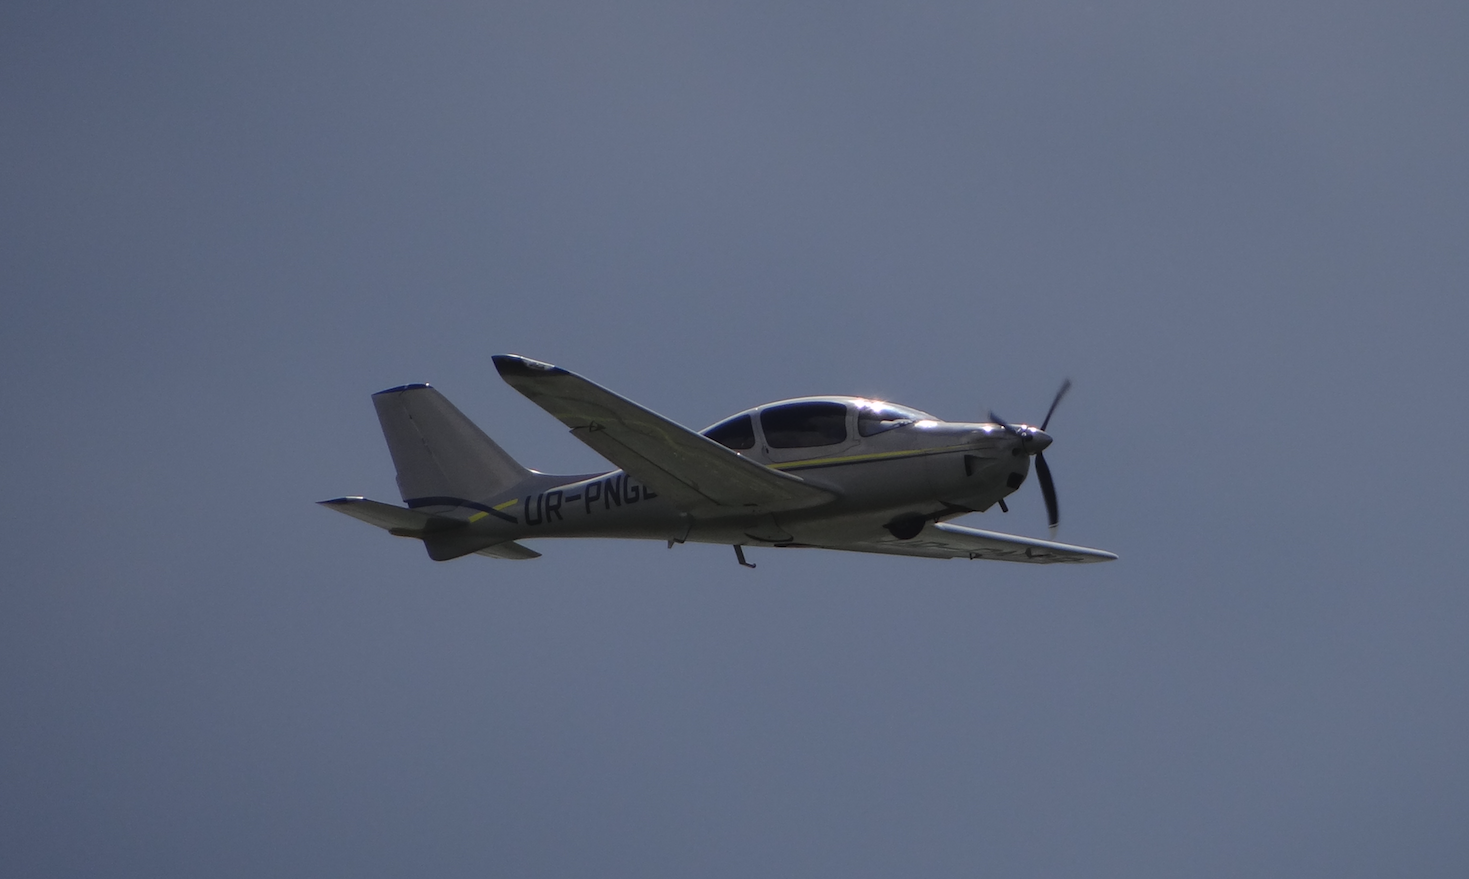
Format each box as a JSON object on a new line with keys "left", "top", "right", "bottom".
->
{"left": 457, "top": 412, "right": 1033, "bottom": 549}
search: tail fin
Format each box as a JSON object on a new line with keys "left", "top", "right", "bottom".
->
{"left": 372, "top": 384, "right": 531, "bottom": 505}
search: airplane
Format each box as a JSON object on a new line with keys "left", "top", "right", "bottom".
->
{"left": 320, "top": 354, "right": 1117, "bottom": 567}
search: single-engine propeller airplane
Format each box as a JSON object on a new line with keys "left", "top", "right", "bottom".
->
{"left": 321, "top": 355, "right": 1117, "bottom": 567}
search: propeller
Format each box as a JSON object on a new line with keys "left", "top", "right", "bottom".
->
{"left": 1040, "top": 379, "right": 1071, "bottom": 431}
{"left": 988, "top": 379, "right": 1072, "bottom": 536}
{"left": 1033, "top": 451, "right": 1059, "bottom": 535}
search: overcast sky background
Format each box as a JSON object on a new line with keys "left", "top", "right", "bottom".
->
{"left": 3, "top": 2, "right": 1467, "bottom": 876}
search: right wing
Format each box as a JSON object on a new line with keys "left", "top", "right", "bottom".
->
{"left": 493, "top": 354, "right": 837, "bottom": 516}
{"left": 819, "top": 521, "right": 1117, "bottom": 564}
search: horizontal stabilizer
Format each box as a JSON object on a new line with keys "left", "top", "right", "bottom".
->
{"left": 319, "top": 497, "right": 541, "bottom": 561}
{"left": 422, "top": 530, "right": 505, "bottom": 561}
{"left": 476, "top": 540, "right": 541, "bottom": 560}
{"left": 318, "top": 496, "right": 457, "bottom": 533}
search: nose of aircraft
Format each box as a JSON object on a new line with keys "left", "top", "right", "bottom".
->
{"left": 1022, "top": 427, "right": 1052, "bottom": 453}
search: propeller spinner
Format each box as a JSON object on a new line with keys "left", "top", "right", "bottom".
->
{"left": 989, "top": 379, "right": 1072, "bottom": 535}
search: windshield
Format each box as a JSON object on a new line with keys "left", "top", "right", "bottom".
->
{"left": 701, "top": 414, "right": 756, "bottom": 450}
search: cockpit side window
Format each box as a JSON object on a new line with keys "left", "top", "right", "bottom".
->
{"left": 702, "top": 414, "right": 755, "bottom": 450}
{"left": 760, "top": 402, "right": 849, "bottom": 448}
{"left": 857, "top": 402, "right": 925, "bottom": 437}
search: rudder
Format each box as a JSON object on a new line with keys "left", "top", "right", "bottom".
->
{"left": 372, "top": 383, "right": 531, "bottom": 505}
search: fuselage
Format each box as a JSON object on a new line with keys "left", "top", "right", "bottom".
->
{"left": 455, "top": 396, "right": 1035, "bottom": 549}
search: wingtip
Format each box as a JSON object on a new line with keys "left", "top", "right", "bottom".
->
{"left": 493, "top": 354, "right": 568, "bottom": 379}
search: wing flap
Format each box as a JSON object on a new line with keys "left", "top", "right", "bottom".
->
{"left": 822, "top": 521, "right": 1117, "bottom": 564}
{"left": 493, "top": 355, "right": 836, "bottom": 515}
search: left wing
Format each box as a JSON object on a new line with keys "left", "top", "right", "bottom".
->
{"left": 493, "top": 354, "right": 837, "bottom": 516}
{"left": 820, "top": 521, "right": 1117, "bottom": 564}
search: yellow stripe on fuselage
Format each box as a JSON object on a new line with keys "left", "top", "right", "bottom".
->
{"left": 493, "top": 498, "right": 520, "bottom": 510}
{"left": 770, "top": 443, "right": 974, "bottom": 471}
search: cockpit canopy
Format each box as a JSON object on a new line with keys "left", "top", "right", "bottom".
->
{"left": 701, "top": 397, "right": 934, "bottom": 451}
{"left": 762, "top": 401, "right": 847, "bottom": 448}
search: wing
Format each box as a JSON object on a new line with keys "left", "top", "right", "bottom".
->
{"left": 493, "top": 354, "right": 837, "bottom": 516}
{"left": 819, "top": 521, "right": 1117, "bottom": 564}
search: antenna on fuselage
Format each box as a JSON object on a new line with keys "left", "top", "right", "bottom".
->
{"left": 733, "top": 545, "right": 756, "bottom": 569}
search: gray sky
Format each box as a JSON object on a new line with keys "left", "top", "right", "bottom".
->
{"left": 4, "top": 2, "right": 1467, "bottom": 876}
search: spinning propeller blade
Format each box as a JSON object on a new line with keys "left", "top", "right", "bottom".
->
{"left": 1040, "top": 379, "right": 1072, "bottom": 431}
{"left": 988, "top": 411, "right": 1021, "bottom": 435}
{"left": 1034, "top": 451, "right": 1059, "bottom": 536}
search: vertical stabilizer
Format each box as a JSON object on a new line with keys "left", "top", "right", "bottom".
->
{"left": 372, "top": 384, "right": 531, "bottom": 504}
